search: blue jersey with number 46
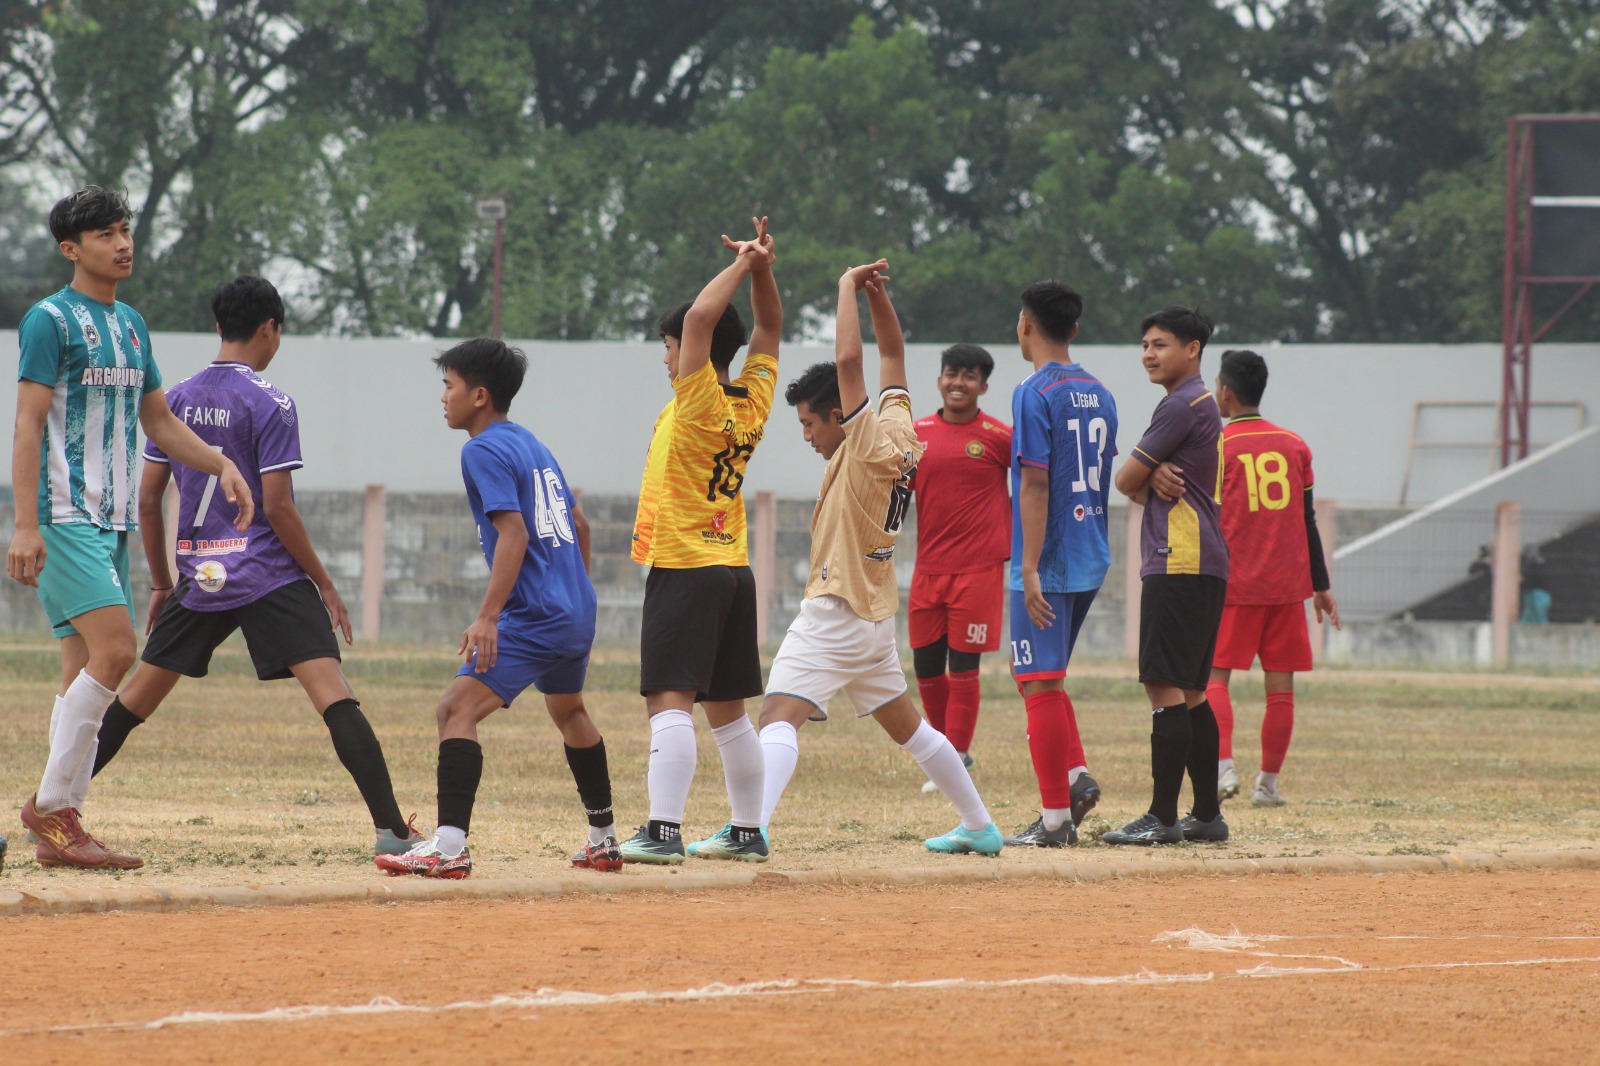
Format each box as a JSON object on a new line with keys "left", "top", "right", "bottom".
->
{"left": 461, "top": 420, "right": 596, "bottom": 656}
{"left": 1009, "top": 362, "right": 1119, "bottom": 595}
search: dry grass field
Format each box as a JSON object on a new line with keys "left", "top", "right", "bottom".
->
{"left": 3, "top": 639, "right": 1597, "bottom": 888}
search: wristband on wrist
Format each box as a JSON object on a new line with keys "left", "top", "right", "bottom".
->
{"left": 150, "top": 584, "right": 173, "bottom": 591}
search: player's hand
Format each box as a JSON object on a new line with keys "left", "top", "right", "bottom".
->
{"left": 1313, "top": 590, "right": 1341, "bottom": 630}
{"left": 1150, "top": 461, "right": 1185, "bottom": 501}
{"left": 145, "top": 586, "right": 171, "bottom": 635}
{"left": 1022, "top": 569, "right": 1055, "bottom": 629}
{"left": 840, "top": 260, "right": 890, "bottom": 292}
{"left": 459, "top": 614, "right": 500, "bottom": 672}
{"left": 721, "top": 216, "right": 775, "bottom": 268}
{"left": 6, "top": 527, "right": 46, "bottom": 587}
{"left": 321, "top": 582, "right": 354, "bottom": 645}
{"left": 219, "top": 461, "right": 255, "bottom": 530}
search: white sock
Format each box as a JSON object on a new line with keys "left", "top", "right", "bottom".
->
{"left": 1219, "top": 757, "right": 1235, "bottom": 773}
{"left": 902, "top": 721, "right": 990, "bottom": 831}
{"left": 588, "top": 823, "right": 617, "bottom": 847}
{"left": 1068, "top": 764, "right": 1087, "bottom": 786}
{"left": 1258, "top": 771, "right": 1279, "bottom": 790}
{"left": 711, "top": 716, "right": 765, "bottom": 828}
{"left": 48, "top": 693, "right": 63, "bottom": 745}
{"left": 1041, "top": 807, "right": 1072, "bottom": 832}
{"left": 759, "top": 721, "right": 799, "bottom": 827}
{"left": 37, "top": 670, "right": 114, "bottom": 812}
{"left": 434, "top": 825, "right": 467, "bottom": 857}
{"left": 646, "top": 709, "right": 697, "bottom": 824}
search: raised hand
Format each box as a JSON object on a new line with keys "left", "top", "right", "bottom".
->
{"left": 840, "top": 259, "right": 890, "bottom": 292}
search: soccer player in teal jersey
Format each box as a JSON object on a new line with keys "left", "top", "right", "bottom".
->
{"left": 7, "top": 187, "right": 254, "bottom": 870}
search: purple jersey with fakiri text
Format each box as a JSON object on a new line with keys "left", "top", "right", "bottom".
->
{"left": 143, "top": 361, "right": 308, "bottom": 611}
{"left": 1130, "top": 373, "right": 1229, "bottom": 581}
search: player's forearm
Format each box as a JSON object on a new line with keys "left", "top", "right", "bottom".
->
{"left": 139, "top": 466, "right": 172, "bottom": 585}
{"left": 265, "top": 503, "right": 337, "bottom": 591}
{"left": 477, "top": 526, "right": 528, "bottom": 621}
{"left": 573, "top": 501, "right": 592, "bottom": 574}
{"left": 748, "top": 265, "right": 782, "bottom": 355}
{"left": 141, "top": 403, "right": 230, "bottom": 475}
{"left": 679, "top": 257, "right": 754, "bottom": 381}
{"left": 1114, "top": 457, "right": 1153, "bottom": 499}
{"left": 1304, "top": 489, "right": 1331, "bottom": 592}
{"left": 835, "top": 281, "right": 867, "bottom": 412}
{"left": 1019, "top": 471, "right": 1049, "bottom": 573}
{"left": 10, "top": 426, "right": 43, "bottom": 529}
{"left": 865, "top": 286, "right": 906, "bottom": 391}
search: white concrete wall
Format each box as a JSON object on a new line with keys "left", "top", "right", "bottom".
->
{"left": 4, "top": 330, "right": 1598, "bottom": 507}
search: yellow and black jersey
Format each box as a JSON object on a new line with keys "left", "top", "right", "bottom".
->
{"left": 632, "top": 353, "right": 778, "bottom": 568}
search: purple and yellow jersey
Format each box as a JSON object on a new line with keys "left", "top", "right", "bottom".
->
{"left": 1130, "top": 373, "right": 1228, "bottom": 580}
{"left": 143, "top": 362, "right": 306, "bottom": 610}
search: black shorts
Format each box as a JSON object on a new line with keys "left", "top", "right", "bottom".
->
{"left": 141, "top": 578, "right": 340, "bottom": 681}
{"left": 639, "top": 564, "right": 762, "bottom": 702}
{"left": 1139, "top": 574, "right": 1227, "bottom": 692}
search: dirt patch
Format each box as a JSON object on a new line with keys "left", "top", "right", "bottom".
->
{"left": 3, "top": 868, "right": 1597, "bottom": 1064}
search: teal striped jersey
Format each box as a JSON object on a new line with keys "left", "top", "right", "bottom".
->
{"left": 16, "top": 285, "right": 163, "bottom": 530}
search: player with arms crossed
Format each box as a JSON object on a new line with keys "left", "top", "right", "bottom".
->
{"left": 378, "top": 338, "right": 618, "bottom": 878}
{"left": 1003, "top": 281, "right": 1117, "bottom": 848}
{"left": 1108, "top": 306, "right": 1228, "bottom": 845}
{"left": 90, "top": 275, "right": 421, "bottom": 860}
{"left": 761, "top": 260, "right": 1003, "bottom": 856}
{"left": 1202, "top": 349, "right": 1339, "bottom": 809}
{"left": 8, "top": 187, "right": 253, "bottom": 870}
{"left": 623, "top": 221, "right": 780, "bottom": 866}
{"left": 907, "top": 343, "right": 1010, "bottom": 790}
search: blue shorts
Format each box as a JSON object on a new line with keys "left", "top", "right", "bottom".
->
{"left": 1008, "top": 588, "right": 1097, "bottom": 682}
{"left": 457, "top": 630, "right": 590, "bottom": 706}
{"left": 35, "top": 524, "right": 135, "bottom": 638}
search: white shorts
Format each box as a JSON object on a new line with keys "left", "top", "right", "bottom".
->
{"left": 765, "top": 595, "right": 907, "bottom": 721}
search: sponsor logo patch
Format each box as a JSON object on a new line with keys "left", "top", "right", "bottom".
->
{"left": 194, "top": 560, "right": 228, "bottom": 593}
{"left": 864, "top": 546, "right": 894, "bottom": 562}
{"left": 1073, "top": 504, "right": 1086, "bottom": 521}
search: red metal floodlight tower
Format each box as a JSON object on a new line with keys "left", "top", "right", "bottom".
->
{"left": 1501, "top": 114, "right": 1600, "bottom": 468}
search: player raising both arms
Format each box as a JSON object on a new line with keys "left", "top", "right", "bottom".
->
{"left": 1108, "top": 306, "right": 1228, "bottom": 846}
{"left": 378, "top": 339, "right": 618, "bottom": 878}
{"left": 1003, "top": 281, "right": 1117, "bottom": 848}
{"left": 9, "top": 187, "right": 253, "bottom": 870}
{"left": 91, "top": 276, "right": 421, "bottom": 860}
{"left": 622, "top": 220, "right": 780, "bottom": 865}
{"left": 760, "top": 260, "right": 1003, "bottom": 856}
{"left": 907, "top": 344, "right": 1010, "bottom": 791}
{"left": 1202, "top": 349, "right": 1339, "bottom": 809}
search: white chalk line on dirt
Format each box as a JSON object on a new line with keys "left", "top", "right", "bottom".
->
{"left": 8, "top": 929, "right": 1600, "bottom": 1039}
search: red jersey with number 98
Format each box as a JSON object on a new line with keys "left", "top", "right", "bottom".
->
{"left": 1219, "top": 415, "right": 1315, "bottom": 605}
{"left": 910, "top": 410, "right": 1012, "bottom": 575}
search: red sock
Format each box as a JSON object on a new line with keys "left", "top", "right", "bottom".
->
{"left": 1261, "top": 690, "right": 1295, "bottom": 773}
{"left": 944, "top": 670, "right": 980, "bottom": 753}
{"left": 1024, "top": 690, "right": 1073, "bottom": 808}
{"left": 1207, "top": 680, "right": 1234, "bottom": 760}
{"left": 1062, "top": 692, "right": 1086, "bottom": 770}
{"left": 917, "top": 674, "right": 950, "bottom": 735}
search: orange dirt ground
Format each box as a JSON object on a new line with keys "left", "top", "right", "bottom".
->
{"left": 3, "top": 868, "right": 1597, "bottom": 1064}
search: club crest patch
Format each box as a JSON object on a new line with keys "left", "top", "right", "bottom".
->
{"left": 195, "top": 561, "right": 228, "bottom": 593}
{"left": 966, "top": 441, "right": 985, "bottom": 458}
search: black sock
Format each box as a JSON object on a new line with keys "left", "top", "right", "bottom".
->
{"left": 438, "top": 737, "right": 484, "bottom": 836}
{"left": 1186, "top": 700, "right": 1222, "bottom": 822}
{"left": 1149, "top": 702, "right": 1192, "bottom": 826}
{"left": 322, "top": 699, "right": 408, "bottom": 835}
{"left": 564, "top": 740, "right": 614, "bottom": 830}
{"left": 648, "top": 819, "right": 682, "bottom": 844}
{"left": 92, "top": 699, "right": 146, "bottom": 777}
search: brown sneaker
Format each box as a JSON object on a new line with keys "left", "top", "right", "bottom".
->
{"left": 21, "top": 794, "right": 143, "bottom": 870}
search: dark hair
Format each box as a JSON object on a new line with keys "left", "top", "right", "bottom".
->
{"left": 940, "top": 343, "right": 994, "bottom": 382}
{"left": 49, "top": 186, "right": 132, "bottom": 244}
{"left": 211, "top": 275, "right": 285, "bottom": 343}
{"left": 1018, "top": 281, "right": 1083, "bottom": 344}
{"left": 784, "top": 362, "right": 841, "bottom": 414}
{"left": 1217, "top": 349, "right": 1268, "bottom": 407}
{"left": 656, "top": 301, "right": 749, "bottom": 371}
{"left": 1140, "top": 305, "right": 1214, "bottom": 354}
{"left": 433, "top": 337, "right": 527, "bottom": 413}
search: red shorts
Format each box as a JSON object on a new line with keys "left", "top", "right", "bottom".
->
{"left": 908, "top": 565, "right": 1005, "bottom": 653}
{"left": 1213, "top": 602, "right": 1313, "bottom": 673}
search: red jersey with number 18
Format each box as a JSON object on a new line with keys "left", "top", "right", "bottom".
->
{"left": 1219, "top": 414, "right": 1315, "bottom": 605}
{"left": 910, "top": 410, "right": 1012, "bottom": 575}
